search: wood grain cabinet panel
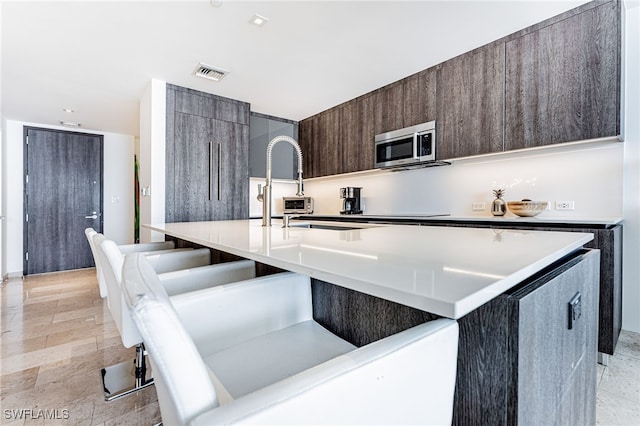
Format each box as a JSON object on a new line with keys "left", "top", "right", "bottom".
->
{"left": 373, "top": 81, "right": 405, "bottom": 135}
{"left": 436, "top": 44, "right": 505, "bottom": 160}
{"left": 505, "top": 250, "right": 599, "bottom": 425}
{"left": 317, "top": 106, "right": 342, "bottom": 177}
{"left": 298, "top": 116, "right": 318, "bottom": 179}
{"left": 166, "top": 84, "right": 249, "bottom": 222}
{"left": 342, "top": 95, "right": 376, "bottom": 174}
{"left": 299, "top": 94, "right": 376, "bottom": 178}
{"left": 403, "top": 68, "right": 437, "bottom": 128}
{"left": 505, "top": 1, "right": 620, "bottom": 149}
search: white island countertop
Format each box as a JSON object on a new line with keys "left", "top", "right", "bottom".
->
{"left": 145, "top": 220, "right": 593, "bottom": 319}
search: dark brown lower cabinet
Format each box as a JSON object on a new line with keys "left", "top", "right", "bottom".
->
{"left": 312, "top": 249, "right": 599, "bottom": 425}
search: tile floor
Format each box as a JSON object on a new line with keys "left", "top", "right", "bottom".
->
{"left": 1, "top": 269, "right": 639, "bottom": 425}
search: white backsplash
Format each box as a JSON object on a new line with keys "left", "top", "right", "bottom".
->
{"left": 298, "top": 142, "right": 624, "bottom": 219}
{"left": 249, "top": 177, "right": 301, "bottom": 217}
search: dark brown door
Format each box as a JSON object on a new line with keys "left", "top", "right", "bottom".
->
{"left": 24, "top": 127, "right": 103, "bottom": 275}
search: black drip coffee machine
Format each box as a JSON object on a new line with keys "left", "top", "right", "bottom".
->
{"left": 340, "top": 187, "right": 363, "bottom": 215}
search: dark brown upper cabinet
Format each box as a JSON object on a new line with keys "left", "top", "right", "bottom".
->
{"left": 342, "top": 95, "right": 376, "bottom": 174}
{"left": 436, "top": 43, "right": 505, "bottom": 160}
{"left": 403, "top": 68, "right": 437, "bottom": 128}
{"left": 299, "top": 72, "right": 433, "bottom": 178}
{"left": 298, "top": 1, "right": 620, "bottom": 177}
{"left": 300, "top": 94, "right": 376, "bottom": 178}
{"left": 505, "top": 1, "right": 621, "bottom": 150}
{"left": 298, "top": 116, "right": 319, "bottom": 179}
{"left": 373, "top": 81, "right": 405, "bottom": 135}
{"left": 317, "top": 106, "right": 343, "bottom": 177}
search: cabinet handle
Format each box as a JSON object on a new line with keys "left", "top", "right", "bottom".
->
{"left": 209, "top": 142, "right": 214, "bottom": 201}
{"left": 218, "top": 143, "right": 222, "bottom": 201}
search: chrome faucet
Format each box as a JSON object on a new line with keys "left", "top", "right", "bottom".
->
{"left": 260, "top": 135, "right": 304, "bottom": 227}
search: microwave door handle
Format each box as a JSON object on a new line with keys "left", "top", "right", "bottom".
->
{"left": 413, "top": 132, "right": 419, "bottom": 159}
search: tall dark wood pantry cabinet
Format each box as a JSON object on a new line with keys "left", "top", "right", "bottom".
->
{"left": 166, "top": 85, "right": 249, "bottom": 222}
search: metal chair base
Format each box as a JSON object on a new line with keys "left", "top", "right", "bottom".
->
{"left": 102, "top": 344, "right": 153, "bottom": 401}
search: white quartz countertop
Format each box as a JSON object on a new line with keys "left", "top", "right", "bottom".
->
{"left": 299, "top": 214, "right": 623, "bottom": 226}
{"left": 145, "top": 220, "right": 593, "bottom": 319}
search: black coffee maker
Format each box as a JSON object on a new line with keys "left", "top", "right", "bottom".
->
{"left": 340, "top": 187, "right": 363, "bottom": 215}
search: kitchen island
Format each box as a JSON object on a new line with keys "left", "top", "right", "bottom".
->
{"left": 146, "top": 219, "right": 592, "bottom": 319}
{"left": 145, "top": 219, "right": 599, "bottom": 425}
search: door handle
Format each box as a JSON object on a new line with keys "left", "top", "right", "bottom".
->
{"left": 209, "top": 142, "right": 214, "bottom": 201}
{"left": 85, "top": 212, "right": 98, "bottom": 219}
{"left": 218, "top": 143, "right": 222, "bottom": 201}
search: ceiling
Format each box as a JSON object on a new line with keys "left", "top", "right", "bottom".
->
{"left": 1, "top": 0, "right": 589, "bottom": 137}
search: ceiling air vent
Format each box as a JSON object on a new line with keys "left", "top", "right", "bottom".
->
{"left": 194, "top": 63, "right": 229, "bottom": 82}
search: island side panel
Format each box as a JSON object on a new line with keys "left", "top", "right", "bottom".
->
{"left": 311, "top": 279, "right": 511, "bottom": 425}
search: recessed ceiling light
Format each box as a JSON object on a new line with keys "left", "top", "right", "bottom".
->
{"left": 63, "top": 108, "right": 75, "bottom": 113}
{"left": 249, "top": 14, "right": 269, "bottom": 27}
{"left": 60, "top": 121, "right": 81, "bottom": 127}
{"left": 209, "top": 0, "right": 222, "bottom": 7}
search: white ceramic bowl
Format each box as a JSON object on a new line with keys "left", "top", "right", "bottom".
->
{"left": 507, "top": 200, "right": 548, "bottom": 217}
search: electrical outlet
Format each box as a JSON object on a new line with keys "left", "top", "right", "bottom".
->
{"left": 555, "top": 201, "right": 575, "bottom": 210}
{"left": 472, "top": 202, "right": 486, "bottom": 211}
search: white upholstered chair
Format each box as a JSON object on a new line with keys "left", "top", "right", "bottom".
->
{"left": 84, "top": 228, "right": 175, "bottom": 298}
{"left": 122, "top": 252, "right": 460, "bottom": 425}
{"left": 94, "top": 234, "right": 256, "bottom": 401}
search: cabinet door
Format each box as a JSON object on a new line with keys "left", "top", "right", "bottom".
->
{"left": 213, "top": 119, "right": 249, "bottom": 220}
{"left": 171, "top": 113, "right": 248, "bottom": 222}
{"left": 508, "top": 249, "right": 599, "bottom": 425}
{"left": 436, "top": 44, "right": 505, "bottom": 160}
{"left": 172, "top": 112, "right": 214, "bottom": 222}
{"left": 403, "top": 68, "right": 437, "bottom": 128}
{"left": 298, "top": 117, "right": 319, "bottom": 178}
{"left": 342, "top": 95, "right": 375, "bottom": 174}
{"left": 173, "top": 85, "right": 249, "bottom": 125}
{"left": 505, "top": 1, "right": 620, "bottom": 149}
{"left": 317, "top": 107, "right": 342, "bottom": 177}
{"left": 373, "top": 82, "right": 404, "bottom": 135}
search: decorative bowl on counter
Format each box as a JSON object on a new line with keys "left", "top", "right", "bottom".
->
{"left": 507, "top": 200, "right": 549, "bottom": 217}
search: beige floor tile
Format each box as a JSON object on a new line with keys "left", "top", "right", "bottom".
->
{"left": 616, "top": 330, "right": 640, "bottom": 360}
{"left": 0, "top": 336, "right": 47, "bottom": 359}
{"left": 0, "top": 367, "right": 39, "bottom": 395}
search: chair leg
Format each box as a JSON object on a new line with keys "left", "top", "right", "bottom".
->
{"left": 102, "top": 343, "right": 154, "bottom": 401}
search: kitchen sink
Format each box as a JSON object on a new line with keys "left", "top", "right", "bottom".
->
{"left": 288, "top": 221, "right": 378, "bottom": 231}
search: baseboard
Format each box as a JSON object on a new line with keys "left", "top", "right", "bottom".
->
{"left": 5, "top": 271, "right": 24, "bottom": 280}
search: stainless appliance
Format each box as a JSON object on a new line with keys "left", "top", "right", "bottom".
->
{"left": 374, "top": 120, "right": 436, "bottom": 168}
{"left": 340, "top": 187, "right": 362, "bottom": 215}
{"left": 283, "top": 196, "right": 314, "bottom": 214}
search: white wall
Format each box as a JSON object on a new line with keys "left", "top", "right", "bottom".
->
{"left": 249, "top": 177, "right": 300, "bottom": 218}
{"left": 621, "top": 0, "right": 640, "bottom": 333}
{"left": 139, "top": 79, "right": 166, "bottom": 243}
{"left": 304, "top": 142, "right": 624, "bottom": 219}
{"left": 3, "top": 120, "right": 135, "bottom": 277}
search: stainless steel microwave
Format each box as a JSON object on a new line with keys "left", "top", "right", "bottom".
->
{"left": 374, "top": 121, "right": 436, "bottom": 168}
